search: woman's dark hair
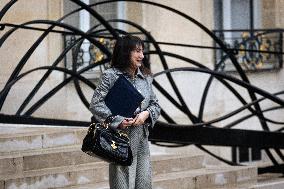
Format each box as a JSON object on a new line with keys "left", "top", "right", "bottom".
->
{"left": 111, "top": 34, "right": 151, "bottom": 76}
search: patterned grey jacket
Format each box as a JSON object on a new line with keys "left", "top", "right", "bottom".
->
{"left": 89, "top": 67, "right": 161, "bottom": 130}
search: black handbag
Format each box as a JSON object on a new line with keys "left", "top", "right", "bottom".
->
{"left": 81, "top": 116, "right": 133, "bottom": 166}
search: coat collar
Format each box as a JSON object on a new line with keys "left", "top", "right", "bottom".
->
{"left": 112, "top": 67, "right": 145, "bottom": 79}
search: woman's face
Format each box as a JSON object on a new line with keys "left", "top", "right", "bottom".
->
{"left": 130, "top": 45, "right": 144, "bottom": 69}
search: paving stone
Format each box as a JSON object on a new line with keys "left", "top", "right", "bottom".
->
{"left": 0, "top": 180, "right": 4, "bottom": 189}
{"left": 0, "top": 135, "right": 43, "bottom": 153}
{"left": 152, "top": 154, "right": 204, "bottom": 175}
{"left": 3, "top": 162, "right": 107, "bottom": 189}
{"left": 0, "top": 126, "right": 86, "bottom": 153}
{"left": 23, "top": 150, "right": 98, "bottom": 171}
{"left": 0, "top": 157, "right": 23, "bottom": 175}
{"left": 236, "top": 166, "right": 257, "bottom": 185}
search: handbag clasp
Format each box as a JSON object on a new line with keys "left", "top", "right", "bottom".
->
{"left": 118, "top": 131, "right": 129, "bottom": 139}
{"left": 111, "top": 140, "right": 117, "bottom": 150}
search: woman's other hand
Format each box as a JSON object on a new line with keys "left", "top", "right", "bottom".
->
{"left": 132, "top": 111, "right": 149, "bottom": 126}
{"left": 118, "top": 111, "right": 150, "bottom": 129}
{"left": 118, "top": 118, "right": 135, "bottom": 129}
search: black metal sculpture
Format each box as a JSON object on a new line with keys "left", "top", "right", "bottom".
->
{"left": 0, "top": 0, "right": 283, "bottom": 174}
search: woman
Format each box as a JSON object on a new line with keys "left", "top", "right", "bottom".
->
{"left": 89, "top": 35, "right": 161, "bottom": 189}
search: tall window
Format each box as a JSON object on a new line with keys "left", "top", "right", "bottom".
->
{"left": 213, "top": 0, "right": 282, "bottom": 72}
{"left": 63, "top": 0, "right": 126, "bottom": 79}
{"left": 214, "top": 0, "right": 262, "bottom": 31}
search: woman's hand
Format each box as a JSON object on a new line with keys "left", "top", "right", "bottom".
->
{"left": 118, "top": 118, "right": 136, "bottom": 129}
{"left": 118, "top": 111, "right": 150, "bottom": 129}
{"left": 132, "top": 111, "right": 150, "bottom": 126}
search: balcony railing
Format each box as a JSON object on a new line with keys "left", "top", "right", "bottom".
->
{"left": 213, "top": 29, "right": 283, "bottom": 72}
{"left": 63, "top": 35, "right": 114, "bottom": 80}
{"left": 63, "top": 33, "right": 150, "bottom": 80}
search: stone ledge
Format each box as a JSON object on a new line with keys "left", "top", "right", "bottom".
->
{"left": 0, "top": 128, "right": 87, "bottom": 153}
{"left": 0, "top": 152, "right": 205, "bottom": 180}
{"left": 55, "top": 166, "right": 258, "bottom": 189}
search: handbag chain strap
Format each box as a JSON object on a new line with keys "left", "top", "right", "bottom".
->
{"left": 102, "top": 116, "right": 115, "bottom": 128}
{"left": 89, "top": 115, "right": 130, "bottom": 140}
{"left": 88, "top": 116, "right": 114, "bottom": 132}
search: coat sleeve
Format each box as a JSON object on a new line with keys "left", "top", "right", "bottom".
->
{"left": 89, "top": 70, "right": 125, "bottom": 130}
{"left": 146, "top": 77, "right": 161, "bottom": 128}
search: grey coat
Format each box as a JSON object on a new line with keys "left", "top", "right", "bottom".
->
{"left": 89, "top": 67, "right": 161, "bottom": 189}
{"left": 89, "top": 67, "right": 160, "bottom": 131}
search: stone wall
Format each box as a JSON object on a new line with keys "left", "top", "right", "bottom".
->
{"left": 0, "top": 0, "right": 86, "bottom": 120}
{"left": 263, "top": 0, "right": 284, "bottom": 28}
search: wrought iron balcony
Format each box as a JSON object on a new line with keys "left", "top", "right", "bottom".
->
{"left": 63, "top": 34, "right": 114, "bottom": 80}
{"left": 63, "top": 33, "right": 150, "bottom": 80}
{"left": 213, "top": 29, "right": 283, "bottom": 72}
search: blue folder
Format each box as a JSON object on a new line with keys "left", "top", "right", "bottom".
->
{"left": 105, "top": 75, "right": 145, "bottom": 118}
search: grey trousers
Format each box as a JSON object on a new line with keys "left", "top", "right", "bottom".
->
{"left": 109, "top": 125, "right": 152, "bottom": 189}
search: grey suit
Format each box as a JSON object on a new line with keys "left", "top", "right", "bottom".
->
{"left": 89, "top": 67, "right": 161, "bottom": 189}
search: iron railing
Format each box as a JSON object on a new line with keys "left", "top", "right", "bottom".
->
{"left": 63, "top": 33, "right": 150, "bottom": 79}
{"left": 213, "top": 29, "right": 283, "bottom": 72}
